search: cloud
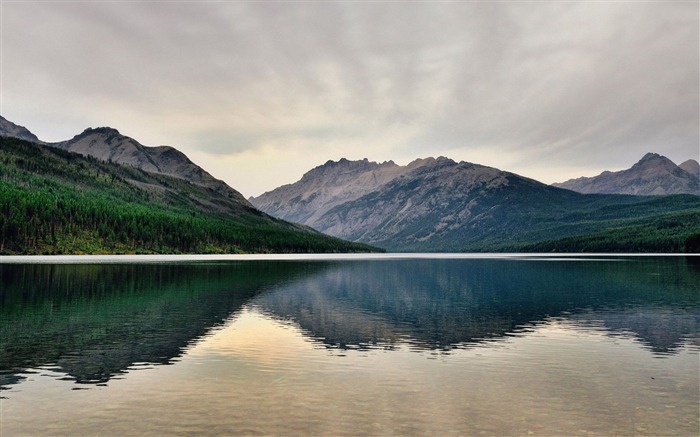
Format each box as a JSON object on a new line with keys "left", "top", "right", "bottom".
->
{"left": 2, "top": 1, "right": 697, "bottom": 194}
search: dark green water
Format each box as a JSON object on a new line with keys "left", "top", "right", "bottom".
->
{"left": 1, "top": 255, "right": 698, "bottom": 435}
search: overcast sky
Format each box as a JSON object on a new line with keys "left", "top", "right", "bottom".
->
{"left": 2, "top": 1, "right": 698, "bottom": 197}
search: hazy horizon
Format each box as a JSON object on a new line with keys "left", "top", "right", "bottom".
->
{"left": 2, "top": 1, "right": 698, "bottom": 197}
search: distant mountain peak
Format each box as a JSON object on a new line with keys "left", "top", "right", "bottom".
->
{"left": 78, "top": 126, "right": 122, "bottom": 137}
{"left": 640, "top": 152, "right": 661, "bottom": 160}
{"left": 84, "top": 126, "right": 119, "bottom": 134}
{"left": 0, "top": 115, "right": 42, "bottom": 143}
{"left": 252, "top": 157, "right": 432, "bottom": 226}
{"left": 301, "top": 158, "right": 397, "bottom": 181}
{"left": 679, "top": 159, "right": 700, "bottom": 176}
{"left": 553, "top": 152, "right": 699, "bottom": 195}
{"left": 22, "top": 120, "right": 253, "bottom": 206}
{"left": 632, "top": 152, "right": 676, "bottom": 169}
{"left": 68, "top": 127, "right": 135, "bottom": 149}
{"left": 407, "top": 157, "right": 434, "bottom": 166}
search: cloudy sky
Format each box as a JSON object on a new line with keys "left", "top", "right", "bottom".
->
{"left": 2, "top": 1, "right": 698, "bottom": 197}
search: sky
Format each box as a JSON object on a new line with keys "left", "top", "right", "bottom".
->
{"left": 2, "top": 1, "right": 698, "bottom": 198}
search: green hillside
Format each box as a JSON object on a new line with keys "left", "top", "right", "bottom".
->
{"left": 518, "top": 210, "right": 700, "bottom": 253}
{"left": 0, "top": 137, "right": 381, "bottom": 254}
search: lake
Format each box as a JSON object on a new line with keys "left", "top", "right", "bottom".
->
{"left": 1, "top": 254, "right": 698, "bottom": 436}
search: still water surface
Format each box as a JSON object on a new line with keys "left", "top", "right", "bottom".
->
{"left": 1, "top": 255, "right": 698, "bottom": 436}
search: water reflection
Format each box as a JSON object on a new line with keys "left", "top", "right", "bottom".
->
{"left": 1, "top": 257, "right": 698, "bottom": 392}
{"left": 0, "top": 261, "right": 325, "bottom": 389}
{"left": 253, "top": 258, "right": 700, "bottom": 354}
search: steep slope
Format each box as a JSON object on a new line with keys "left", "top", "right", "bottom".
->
{"left": 250, "top": 158, "right": 431, "bottom": 226}
{"left": 679, "top": 159, "right": 700, "bottom": 177}
{"left": 0, "top": 115, "right": 42, "bottom": 143}
{"left": 0, "top": 136, "right": 381, "bottom": 254}
{"left": 52, "top": 127, "right": 250, "bottom": 205}
{"left": 253, "top": 157, "right": 700, "bottom": 252}
{"left": 553, "top": 153, "right": 700, "bottom": 195}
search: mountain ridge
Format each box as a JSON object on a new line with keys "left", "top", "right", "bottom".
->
{"left": 553, "top": 153, "right": 699, "bottom": 195}
{"left": 53, "top": 126, "right": 252, "bottom": 206}
{"left": 0, "top": 117, "right": 252, "bottom": 207}
{"left": 3, "top": 116, "right": 699, "bottom": 252}
{"left": 252, "top": 156, "right": 700, "bottom": 252}
{"left": 0, "top": 116, "right": 43, "bottom": 143}
{"left": 0, "top": 118, "right": 381, "bottom": 254}
{"left": 251, "top": 157, "right": 421, "bottom": 227}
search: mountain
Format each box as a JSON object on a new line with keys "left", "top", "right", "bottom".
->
{"left": 53, "top": 127, "right": 252, "bottom": 205}
{"left": 0, "top": 117, "right": 251, "bottom": 206}
{"left": 553, "top": 153, "right": 700, "bottom": 195}
{"left": 679, "top": 159, "right": 700, "bottom": 177}
{"left": 251, "top": 157, "right": 430, "bottom": 228}
{"left": 0, "top": 132, "right": 380, "bottom": 254}
{"left": 0, "top": 115, "right": 42, "bottom": 143}
{"left": 251, "top": 157, "right": 700, "bottom": 252}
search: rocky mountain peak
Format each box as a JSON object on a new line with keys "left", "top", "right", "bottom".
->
{"left": 428, "top": 156, "right": 457, "bottom": 167}
{"left": 406, "top": 157, "right": 435, "bottom": 167}
{"left": 553, "top": 152, "right": 699, "bottom": 195}
{"left": 301, "top": 157, "right": 397, "bottom": 182}
{"left": 68, "top": 127, "right": 133, "bottom": 148}
{"left": 252, "top": 157, "right": 428, "bottom": 227}
{"left": 640, "top": 152, "right": 662, "bottom": 161}
{"left": 679, "top": 159, "right": 700, "bottom": 176}
{"left": 38, "top": 121, "right": 251, "bottom": 207}
{"left": 632, "top": 152, "right": 677, "bottom": 171}
{"left": 0, "top": 115, "right": 42, "bottom": 143}
{"left": 79, "top": 126, "right": 122, "bottom": 136}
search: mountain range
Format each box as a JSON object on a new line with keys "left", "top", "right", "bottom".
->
{"left": 2, "top": 115, "right": 699, "bottom": 253}
{"left": 0, "top": 116, "right": 379, "bottom": 254}
{"left": 553, "top": 152, "right": 699, "bottom": 195}
{"left": 251, "top": 156, "right": 700, "bottom": 252}
{"left": 0, "top": 116, "right": 252, "bottom": 208}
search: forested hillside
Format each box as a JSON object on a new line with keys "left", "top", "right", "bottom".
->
{"left": 519, "top": 210, "right": 700, "bottom": 253}
{"left": 0, "top": 137, "right": 381, "bottom": 254}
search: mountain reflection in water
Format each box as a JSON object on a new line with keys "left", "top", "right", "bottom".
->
{"left": 1, "top": 256, "right": 698, "bottom": 391}
{"left": 252, "top": 257, "right": 699, "bottom": 354}
{"left": 0, "top": 261, "right": 324, "bottom": 389}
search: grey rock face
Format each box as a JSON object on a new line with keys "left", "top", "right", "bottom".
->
{"left": 314, "top": 157, "right": 513, "bottom": 243}
{"left": 553, "top": 153, "right": 700, "bottom": 195}
{"left": 53, "top": 127, "right": 161, "bottom": 171}
{"left": 51, "top": 127, "right": 251, "bottom": 206}
{"left": 0, "top": 116, "right": 42, "bottom": 143}
{"left": 251, "top": 156, "right": 584, "bottom": 250}
{"left": 679, "top": 159, "right": 700, "bottom": 177}
{"left": 250, "top": 157, "right": 429, "bottom": 228}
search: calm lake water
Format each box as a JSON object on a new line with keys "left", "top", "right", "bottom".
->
{"left": 1, "top": 255, "right": 698, "bottom": 436}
